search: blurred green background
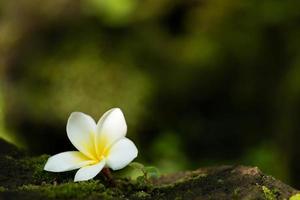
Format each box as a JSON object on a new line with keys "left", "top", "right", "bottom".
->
{"left": 1, "top": 0, "right": 300, "bottom": 187}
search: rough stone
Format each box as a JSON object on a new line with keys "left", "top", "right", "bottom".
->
{"left": 0, "top": 139, "right": 298, "bottom": 200}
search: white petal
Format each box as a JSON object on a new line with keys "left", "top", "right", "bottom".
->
{"left": 67, "top": 112, "right": 97, "bottom": 159}
{"left": 44, "top": 151, "right": 93, "bottom": 172}
{"left": 106, "top": 138, "right": 138, "bottom": 170}
{"left": 96, "top": 108, "right": 127, "bottom": 155}
{"left": 74, "top": 159, "right": 106, "bottom": 182}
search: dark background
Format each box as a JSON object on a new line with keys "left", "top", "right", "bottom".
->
{"left": 1, "top": 0, "right": 300, "bottom": 188}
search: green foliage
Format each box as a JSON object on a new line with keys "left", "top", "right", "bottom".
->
{"left": 0, "top": 187, "right": 6, "bottom": 192}
{"left": 129, "top": 162, "right": 145, "bottom": 171}
{"left": 143, "top": 166, "right": 160, "bottom": 179}
{"left": 290, "top": 194, "right": 300, "bottom": 200}
{"left": 243, "top": 142, "right": 289, "bottom": 183}
{"left": 84, "top": 0, "right": 137, "bottom": 25}
{"left": 262, "top": 186, "right": 276, "bottom": 200}
{"left": 127, "top": 162, "right": 160, "bottom": 184}
{"left": 150, "top": 133, "right": 188, "bottom": 173}
{"left": 113, "top": 162, "right": 160, "bottom": 186}
{"left": 0, "top": 87, "right": 23, "bottom": 147}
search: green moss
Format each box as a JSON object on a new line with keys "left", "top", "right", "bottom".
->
{"left": 12, "top": 178, "right": 154, "bottom": 200}
{"left": 0, "top": 186, "right": 6, "bottom": 192}
{"left": 130, "top": 191, "right": 151, "bottom": 199}
{"left": 19, "top": 181, "right": 106, "bottom": 199}
{"left": 262, "top": 186, "right": 276, "bottom": 200}
{"left": 21, "top": 155, "right": 74, "bottom": 183}
{"left": 232, "top": 187, "right": 241, "bottom": 199}
{"left": 21, "top": 155, "right": 52, "bottom": 182}
{"left": 174, "top": 197, "right": 183, "bottom": 200}
{"left": 0, "top": 151, "right": 297, "bottom": 200}
{"left": 290, "top": 194, "right": 300, "bottom": 200}
{"left": 5, "top": 160, "right": 157, "bottom": 200}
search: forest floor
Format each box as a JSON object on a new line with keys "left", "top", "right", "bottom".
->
{"left": 0, "top": 139, "right": 298, "bottom": 200}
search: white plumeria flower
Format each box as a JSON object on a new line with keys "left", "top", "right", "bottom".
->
{"left": 44, "top": 108, "right": 138, "bottom": 182}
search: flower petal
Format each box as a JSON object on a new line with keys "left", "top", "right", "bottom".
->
{"left": 106, "top": 138, "right": 138, "bottom": 170}
{"left": 96, "top": 108, "right": 127, "bottom": 155}
{"left": 67, "top": 112, "right": 97, "bottom": 159}
{"left": 74, "top": 159, "right": 106, "bottom": 182}
{"left": 44, "top": 151, "right": 93, "bottom": 172}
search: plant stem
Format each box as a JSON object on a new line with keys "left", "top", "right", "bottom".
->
{"left": 102, "top": 167, "right": 115, "bottom": 186}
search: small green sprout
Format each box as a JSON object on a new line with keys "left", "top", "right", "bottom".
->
{"left": 129, "top": 162, "right": 160, "bottom": 183}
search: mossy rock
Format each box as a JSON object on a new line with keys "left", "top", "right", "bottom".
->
{"left": 0, "top": 139, "right": 298, "bottom": 200}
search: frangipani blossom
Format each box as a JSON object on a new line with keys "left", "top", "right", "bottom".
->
{"left": 44, "top": 108, "right": 138, "bottom": 182}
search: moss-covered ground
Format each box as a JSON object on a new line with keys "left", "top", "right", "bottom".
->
{"left": 0, "top": 139, "right": 298, "bottom": 200}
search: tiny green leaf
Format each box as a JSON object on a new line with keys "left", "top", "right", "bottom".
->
{"left": 136, "top": 175, "right": 146, "bottom": 184}
{"left": 144, "top": 166, "right": 160, "bottom": 179}
{"left": 129, "top": 162, "right": 145, "bottom": 170}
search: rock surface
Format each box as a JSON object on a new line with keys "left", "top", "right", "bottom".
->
{"left": 0, "top": 139, "right": 298, "bottom": 200}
